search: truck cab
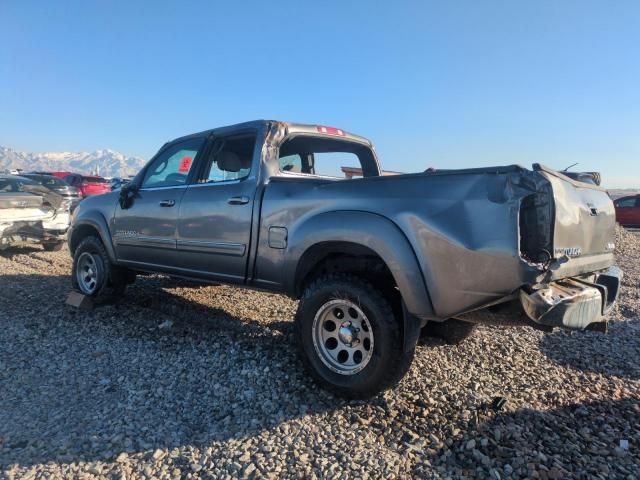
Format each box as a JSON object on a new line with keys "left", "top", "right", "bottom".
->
{"left": 102, "top": 121, "right": 381, "bottom": 284}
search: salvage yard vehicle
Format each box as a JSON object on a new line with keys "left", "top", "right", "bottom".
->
{"left": 67, "top": 120, "right": 621, "bottom": 398}
{"left": 52, "top": 172, "right": 111, "bottom": 198}
{"left": 614, "top": 195, "right": 640, "bottom": 227}
{"left": 21, "top": 173, "right": 82, "bottom": 212}
{"left": 0, "top": 175, "right": 71, "bottom": 251}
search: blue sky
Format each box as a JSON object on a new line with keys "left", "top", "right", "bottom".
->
{"left": 1, "top": 1, "right": 638, "bottom": 187}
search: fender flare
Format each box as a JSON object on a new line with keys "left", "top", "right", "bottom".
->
{"left": 69, "top": 211, "right": 117, "bottom": 263}
{"left": 285, "top": 210, "right": 434, "bottom": 349}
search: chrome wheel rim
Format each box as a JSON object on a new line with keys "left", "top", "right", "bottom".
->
{"left": 76, "top": 252, "right": 100, "bottom": 295}
{"left": 312, "top": 299, "right": 374, "bottom": 375}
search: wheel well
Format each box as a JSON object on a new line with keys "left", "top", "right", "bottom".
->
{"left": 69, "top": 224, "right": 100, "bottom": 255}
{"left": 296, "top": 241, "right": 421, "bottom": 354}
{"left": 295, "top": 242, "right": 399, "bottom": 300}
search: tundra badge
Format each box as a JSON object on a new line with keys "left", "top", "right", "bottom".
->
{"left": 554, "top": 247, "right": 582, "bottom": 257}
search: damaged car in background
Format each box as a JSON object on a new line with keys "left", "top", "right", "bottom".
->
{"left": 67, "top": 120, "right": 622, "bottom": 398}
{"left": 0, "top": 175, "right": 71, "bottom": 251}
{"left": 20, "top": 173, "right": 82, "bottom": 212}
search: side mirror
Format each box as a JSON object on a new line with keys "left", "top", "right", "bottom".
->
{"left": 118, "top": 182, "right": 139, "bottom": 209}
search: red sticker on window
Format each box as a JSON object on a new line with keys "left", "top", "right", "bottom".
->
{"left": 178, "top": 156, "right": 193, "bottom": 172}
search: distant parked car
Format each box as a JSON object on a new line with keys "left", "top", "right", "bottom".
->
{"left": 0, "top": 175, "right": 71, "bottom": 251}
{"left": 51, "top": 172, "right": 111, "bottom": 198}
{"left": 614, "top": 195, "right": 640, "bottom": 227}
{"left": 109, "top": 177, "right": 131, "bottom": 191}
{"left": 22, "top": 173, "right": 82, "bottom": 212}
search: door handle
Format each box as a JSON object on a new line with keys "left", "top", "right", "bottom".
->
{"left": 228, "top": 196, "right": 250, "bottom": 205}
{"left": 159, "top": 199, "right": 176, "bottom": 207}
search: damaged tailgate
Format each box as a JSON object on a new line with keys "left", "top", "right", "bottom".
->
{"left": 517, "top": 164, "right": 620, "bottom": 330}
{"left": 535, "top": 164, "right": 616, "bottom": 278}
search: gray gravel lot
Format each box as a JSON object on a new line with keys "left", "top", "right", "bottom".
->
{"left": 1, "top": 227, "right": 639, "bottom": 479}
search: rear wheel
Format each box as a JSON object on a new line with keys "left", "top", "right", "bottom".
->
{"left": 295, "top": 274, "right": 414, "bottom": 399}
{"left": 72, "top": 236, "right": 128, "bottom": 301}
{"left": 421, "top": 318, "right": 476, "bottom": 345}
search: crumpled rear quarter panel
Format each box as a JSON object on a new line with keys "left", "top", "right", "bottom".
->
{"left": 259, "top": 167, "right": 547, "bottom": 319}
{"left": 388, "top": 170, "right": 540, "bottom": 318}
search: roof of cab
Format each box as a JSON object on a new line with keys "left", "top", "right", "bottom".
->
{"left": 166, "top": 120, "right": 373, "bottom": 147}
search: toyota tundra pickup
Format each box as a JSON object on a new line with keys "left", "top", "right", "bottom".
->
{"left": 68, "top": 120, "right": 621, "bottom": 398}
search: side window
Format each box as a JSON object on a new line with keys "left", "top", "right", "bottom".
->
{"left": 201, "top": 133, "right": 255, "bottom": 183}
{"left": 142, "top": 138, "right": 204, "bottom": 189}
{"left": 615, "top": 197, "right": 637, "bottom": 208}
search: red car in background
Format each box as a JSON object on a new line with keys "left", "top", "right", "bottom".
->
{"left": 51, "top": 172, "right": 111, "bottom": 198}
{"left": 613, "top": 195, "right": 640, "bottom": 227}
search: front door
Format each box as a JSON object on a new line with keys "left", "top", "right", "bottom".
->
{"left": 175, "top": 132, "right": 257, "bottom": 282}
{"left": 112, "top": 137, "right": 206, "bottom": 269}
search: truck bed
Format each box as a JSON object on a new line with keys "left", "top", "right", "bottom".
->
{"left": 256, "top": 163, "right": 615, "bottom": 319}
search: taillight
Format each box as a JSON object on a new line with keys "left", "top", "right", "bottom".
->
{"left": 316, "top": 126, "right": 345, "bottom": 136}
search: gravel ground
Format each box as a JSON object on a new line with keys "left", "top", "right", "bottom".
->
{"left": 0, "top": 227, "right": 638, "bottom": 479}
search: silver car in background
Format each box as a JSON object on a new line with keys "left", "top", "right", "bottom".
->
{"left": 0, "top": 175, "right": 71, "bottom": 251}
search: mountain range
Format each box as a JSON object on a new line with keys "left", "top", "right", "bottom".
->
{"left": 0, "top": 145, "right": 146, "bottom": 178}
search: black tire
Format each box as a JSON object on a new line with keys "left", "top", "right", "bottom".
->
{"left": 71, "top": 236, "right": 128, "bottom": 301}
{"left": 295, "top": 274, "right": 414, "bottom": 399}
{"left": 421, "top": 318, "right": 476, "bottom": 345}
{"left": 42, "top": 241, "right": 64, "bottom": 252}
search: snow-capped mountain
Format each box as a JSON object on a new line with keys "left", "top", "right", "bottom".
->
{"left": 0, "top": 146, "right": 147, "bottom": 178}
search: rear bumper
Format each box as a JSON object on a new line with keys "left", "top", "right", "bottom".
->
{"left": 520, "top": 266, "right": 622, "bottom": 330}
{"left": 0, "top": 220, "right": 67, "bottom": 249}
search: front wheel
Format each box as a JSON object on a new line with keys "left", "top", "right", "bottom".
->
{"left": 295, "top": 274, "right": 414, "bottom": 399}
{"left": 71, "top": 236, "right": 127, "bottom": 301}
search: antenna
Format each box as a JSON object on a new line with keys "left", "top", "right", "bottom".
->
{"left": 563, "top": 162, "right": 578, "bottom": 171}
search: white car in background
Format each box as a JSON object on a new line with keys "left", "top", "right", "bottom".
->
{"left": 0, "top": 175, "right": 71, "bottom": 251}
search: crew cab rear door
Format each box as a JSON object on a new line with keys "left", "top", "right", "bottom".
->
{"left": 112, "top": 137, "right": 205, "bottom": 268}
{"left": 174, "top": 131, "right": 258, "bottom": 282}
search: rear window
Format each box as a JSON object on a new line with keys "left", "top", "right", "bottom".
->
{"left": 0, "top": 177, "right": 35, "bottom": 192}
{"left": 0, "top": 179, "right": 16, "bottom": 192}
{"left": 278, "top": 136, "right": 377, "bottom": 178}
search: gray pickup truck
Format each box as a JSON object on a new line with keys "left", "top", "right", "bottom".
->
{"left": 68, "top": 120, "right": 621, "bottom": 398}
